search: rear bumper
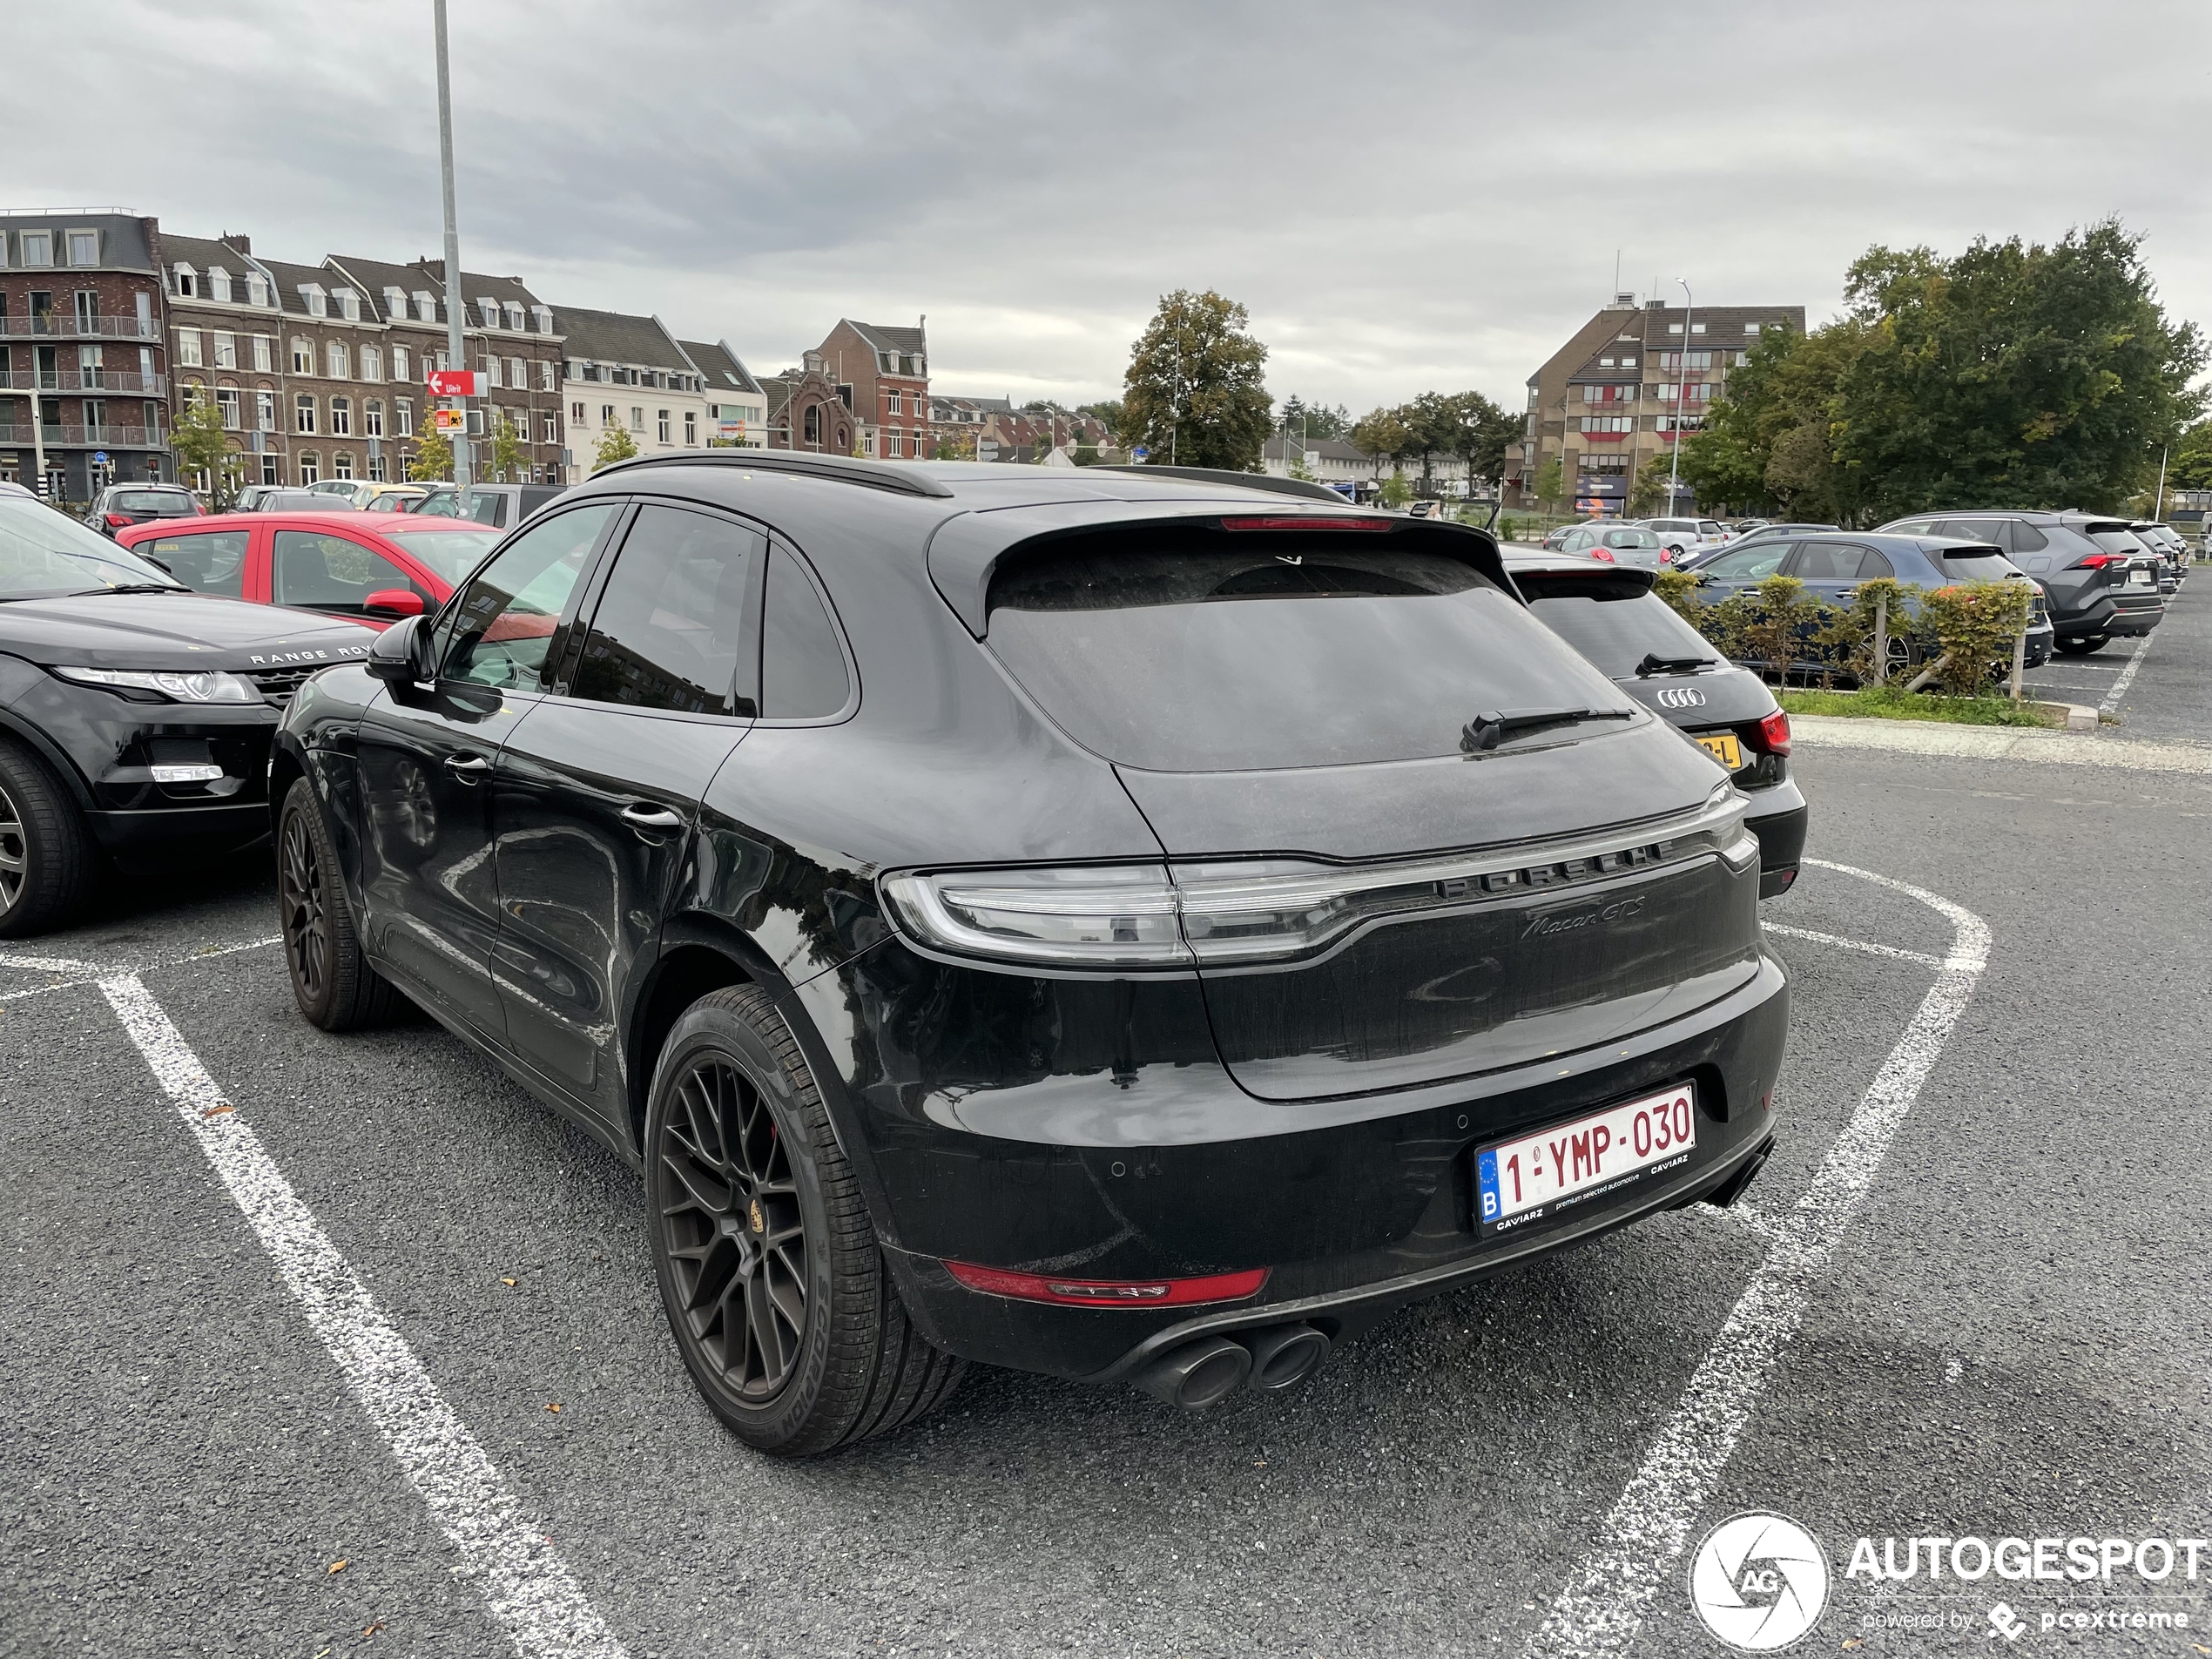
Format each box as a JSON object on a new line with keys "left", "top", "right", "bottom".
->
{"left": 2105, "top": 600, "right": 2162, "bottom": 637}
{"left": 1741, "top": 781, "right": 1808, "bottom": 898}
{"left": 2050, "top": 596, "right": 2117, "bottom": 640}
{"left": 850, "top": 954, "right": 1791, "bottom": 1382}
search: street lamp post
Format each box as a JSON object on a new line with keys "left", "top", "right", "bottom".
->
{"left": 1665, "top": 278, "right": 1693, "bottom": 518}
{"left": 433, "top": 0, "right": 471, "bottom": 489}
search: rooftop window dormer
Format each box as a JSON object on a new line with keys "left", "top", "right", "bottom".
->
{"left": 532, "top": 305, "right": 553, "bottom": 335}
{"left": 384, "top": 286, "right": 408, "bottom": 320}
{"left": 300, "top": 284, "right": 327, "bottom": 318}
{"left": 246, "top": 273, "right": 268, "bottom": 307}
{"left": 478, "top": 298, "right": 500, "bottom": 328}
{"left": 208, "top": 266, "right": 233, "bottom": 303}
{"left": 335, "top": 288, "right": 360, "bottom": 322}
{"left": 413, "top": 291, "right": 436, "bottom": 323}
{"left": 503, "top": 300, "right": 525, "bottom": 331}
{"left": 173, "top": 262, "right": 198, "bottom": 297}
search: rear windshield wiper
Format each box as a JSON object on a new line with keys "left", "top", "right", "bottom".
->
{"left": 1462, "top": 705, "right": 1634, "bottom": 752}
{"left": 69, "top": 583, "right": 190, "bottom": 596}
{"left": 1635, "top": 651, "right": 1716, "bottom": 677}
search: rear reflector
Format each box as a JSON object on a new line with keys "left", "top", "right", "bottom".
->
{"left": 1747, "top": 707, "right": 1792, "bottom": 756}
{"left": 1219, "top": 516, "right": 1394, "bottom": 532}
{"left": 104, "top": 512, "right": 133, "bottom": 527}
{"left": 945, "top": 1260, "right": 1270, "bottom": 1308}
{"left": 2072, "top": 553, "right": 2127, "bottom": 570}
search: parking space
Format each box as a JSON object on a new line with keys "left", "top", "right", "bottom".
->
{"left": 7, "top": 647, "right": 2212, "bottom": 1656}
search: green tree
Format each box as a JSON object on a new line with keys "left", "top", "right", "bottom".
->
{"left": 1379, "top": 469, "right": 1413, "bottom": 509}
{"left": 1350, "top": 405, "right": 1411, "bottom": 472}
{"left": 592, "top": 422, "right": 639, "bottom": 472}
{"left": 2164, "top": 417, "right": 2212, "bottom": 492}
{"left": 1277, "top": 395, "right": 1351, "bottom": 441}
{"left": 1121, "top": 289, "right": 1273, "bottom": 470}
{"left": 1626, "top": 461, "right": 1683, "bottom": 517}
{"left": 169, "top": 388, "right": 244, "bottom": 507}
{"left": 1831, "top": 221, "right": 2202, "bottom": 516}
{"left": 1533, "top": 455, "right": 1564, "bottom": 512}
{"left": 489, "top": 412, "right": 528, "bottom": 482}
{"left": 408, "top": 423, "right": 455, "bottom": 482}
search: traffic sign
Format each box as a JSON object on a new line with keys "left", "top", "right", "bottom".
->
{"left": 433, "top": 408, "right": 465, "bottom": 432}
{"left": 92, "top": 451, "right": 109, "bottom": 465}
{"left": 1132, "top": 445, "right": 1150, "bottom": 460}
{"left": 425, "top": 370, "right": 484, "bottom": 398}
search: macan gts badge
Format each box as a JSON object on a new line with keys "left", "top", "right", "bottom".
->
{"left": 270, "top": 453, "right": 1791, "bottom": 1458}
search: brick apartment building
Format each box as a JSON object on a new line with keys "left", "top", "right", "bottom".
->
{"left": 1508, "top": 293, "right": 1806, "bottom": 514}
{"left": 0, "top": 211, "right": 171, "bottom": 501}
{"left": 764, "top": 351, "right": 853, "bottom": 454}
{"left": 814, "top": 319, "right": 929, "bottom": 460}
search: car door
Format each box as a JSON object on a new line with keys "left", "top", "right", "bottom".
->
{"left": 354, "top": 501, "right": 624, "bottom": 1039}
{"left": 1692, "top": 538, "right": 1796, "bottom": 599}
{"left": 270, "top": 524, "right": 439, "bottom": 624}
{"left": 1784, "top": 538, "right": 1885, "bottom": 606}
{"left": 488, "top": 501, "right": 760, "bottom": 1122}
{"left": 134, "top": 525, "right": 251, "bottom": 597}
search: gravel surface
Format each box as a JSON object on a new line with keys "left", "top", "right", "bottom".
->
{"left": 5, "top": 586, "right": 2209, "bottom": 1656}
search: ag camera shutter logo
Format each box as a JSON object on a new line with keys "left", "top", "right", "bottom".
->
{"left": 1689, "top": 1512, "right": 1831, "bottom": 1650}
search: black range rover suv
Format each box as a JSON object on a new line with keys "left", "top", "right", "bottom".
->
{"left": 273, "top": 455, "right": 1791, "bottom": 1456}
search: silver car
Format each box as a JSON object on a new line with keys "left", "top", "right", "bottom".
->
{"left": 1555, "top": 522, "right": 1669, "bottom": 571}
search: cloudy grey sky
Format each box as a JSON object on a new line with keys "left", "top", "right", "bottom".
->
{"left": 13, "top": 1, "right": 2211, "bottom": 412}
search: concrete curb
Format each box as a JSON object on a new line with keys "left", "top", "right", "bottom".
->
{"left": 1790, "top": 713, "right": 2212, "bottom": 775}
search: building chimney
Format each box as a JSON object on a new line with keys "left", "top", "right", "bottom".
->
{"left": 803, "top": 349, "right": 824, "bottom": 373}
{"left": 1604, "top": 290, "right": 1635, "bottom": 310}
{"left": 219, "top": 233, "right": 252, "bottom": 254}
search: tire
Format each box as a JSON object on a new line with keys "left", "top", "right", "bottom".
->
{"left": 645, "top": 986, "right": 965, "bottom": 1458}
{"left": 2054, "top": 634, "right": 2108, "bottom": 657}
{"left": 278, "top": 777, "right": 402, "bottom": 1030}
{"left": 0, "top": 738, "right": 93, "bottom": 939}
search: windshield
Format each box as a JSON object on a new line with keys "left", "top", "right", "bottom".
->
{"left": 379, "top": 526, "right": 500, "bottom": 584}
{"left": 112, "top": 489, "right": 195, "bottom": 514}
{"left": 1517, "top": 578, "right": 1724, "bottom": 678}
{"left": 1932, "top": 547, "right": 2017, "bottom": 582}
{"left": 983, "top": 531, "right": 1631, "bottom": 770}
{"left": 0, "top": 496, "right": 180, "bottom": 598}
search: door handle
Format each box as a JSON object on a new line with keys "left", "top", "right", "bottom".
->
{"left": 1834, "top": 588, "right": 1856, "bottom": 602}
{"left": 444, "top": 753, "right": 490, "bottom": 780}
{"left": 620, "top": 803, "right": 684, "bottom": 833}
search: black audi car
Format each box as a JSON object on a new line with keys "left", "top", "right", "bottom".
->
{"left": 1506, "top": 553, "right": 1809, "bottom": 896}
{"left": 0, "top": 482, "right": 374, "bottom": 935}
{"left": 271, "top": 454, "right": 1791, "bottom": 1457}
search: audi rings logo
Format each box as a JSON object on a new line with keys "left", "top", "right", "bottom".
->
{"left": 1656, "top": 687, "right": 1708, "bottom": 708}
{"left": 1689, "top": 1512, "right": 1831, "bottom": 1650}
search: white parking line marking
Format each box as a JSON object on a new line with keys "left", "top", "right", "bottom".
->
{"left": 1525, "top": 859, "right": 1989, "bottom": 1657}
{"left": 2099, "top": 633, "right": 2154, "bottom": 718}
{"left": 0, "top": 938, "right": 283, "bottom": 1008}
{"left": 1760, "top": 923, "right": 1944, "bottom": 968}
{"left": 0, "top": 950, "right": 100, "bottom": 973}
{"left": 97, "top": 972, "right": 629, "bottom": 1659}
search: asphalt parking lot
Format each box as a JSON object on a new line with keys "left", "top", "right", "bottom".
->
{"left": 5, "top": 583, "right": 2209, "bottom": 1659}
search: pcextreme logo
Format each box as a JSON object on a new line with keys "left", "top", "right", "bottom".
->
{"left": 1689, "top": 1512, "right": 1831, "bottom": 1651}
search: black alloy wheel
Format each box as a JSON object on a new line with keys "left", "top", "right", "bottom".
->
{"left": 645, "top": 987, "right": 965, "bottom": 1457}
{"left": 280, "top": 805, "right": 330, "bottom": 1004}
{"left": 659, "top": 1054, "right": 811, "bottom": 1399}
{"left": 277, "top": 778, "right": 401, "bottom": 1029}
{"left": 0, "top": 738, "right": 91, "bottom": 939}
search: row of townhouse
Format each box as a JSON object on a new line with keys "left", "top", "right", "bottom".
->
{"left": 927, "top": 395, "right": 1110, "bottom": 463}
{"left": 0, "top": 208, "right": 778, "bottom": 502}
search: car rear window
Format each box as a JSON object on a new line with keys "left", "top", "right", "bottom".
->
{"left": 1932, "top": 546, "right": 2015, "bottom": 582}
{"left": 983, "top": 531, "right": 1629, "bottom": 771}
{"left": 2085, "top": 524, "right": 2145, "bottom": 555}
{"left": 1514, "top": 577, "right": 1723, "bottom": 678}
{"left": 114, "top": 489, "right": 193, "bottom": 513}
{"left": 1603, "top": 529, "right": 1659, "bottom": 548}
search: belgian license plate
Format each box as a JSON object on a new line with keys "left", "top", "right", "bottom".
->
{"left": 1695, "top": 732, "right": 1743, "bottom": 769}
{"left": 1476, "top": 1083, "right": 1697, "bottom": 1231}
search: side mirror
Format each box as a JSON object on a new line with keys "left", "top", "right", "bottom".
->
{"left": 364, "top": 587, "right": 426, "bottom": 620}
{"left": 366, "top": 614, "right": 435, "bottom": 685}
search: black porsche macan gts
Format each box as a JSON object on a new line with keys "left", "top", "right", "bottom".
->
{"left": 270, "top": 455, "right": 1791, "bottom": 1456}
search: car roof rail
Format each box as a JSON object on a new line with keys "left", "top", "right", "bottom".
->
{"left": 1089, "top": 463, "right": 1346, "bottom": 504}
{"left": 585, "top": 449, "right": 956, "bottom": 499}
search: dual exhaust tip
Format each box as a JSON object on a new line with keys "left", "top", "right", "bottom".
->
{"left": 1131, "top": 1322, "right": 1332, "bottom": 1411}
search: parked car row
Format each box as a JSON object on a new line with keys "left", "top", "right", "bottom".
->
{"left": 0, "top": 460, "right": 1793, "bottom": 1462}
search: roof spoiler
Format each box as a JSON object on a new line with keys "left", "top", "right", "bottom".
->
{"left": 587, "top": 449, "right": 955, "bottom": 499}
{"left": 1090, "top": 464, "right": 1345, "bottom": 504}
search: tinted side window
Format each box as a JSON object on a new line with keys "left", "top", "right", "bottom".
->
{"left": 570, "top": 504, "right": 759, "bottom": 717}
{"left": 2009, "top": 524, "right": 2048, "bottom": 551}
{"left": 145, "top": 529, "right": 248, "bottom": 597}
{"left": 1700, "top": 543, "right": 1792, "bottom": 580}
{"left": 439, "top": 503, "right": 617, "bottom": 690}
{"left": 272, "top": 530, "right": 429, "bottom": 616}
{"left": 1857, "top": 546, "right": 1895, "bottom": 579}
{"left": 761, "top": 545, "right": 851, "bottom": 719}
{"left": 1791, "top": 541, "right": 1861, "bottom": 580}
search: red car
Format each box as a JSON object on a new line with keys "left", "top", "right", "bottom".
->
{"left": 114, "top": 511, "right": 502, "bottom": 629}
